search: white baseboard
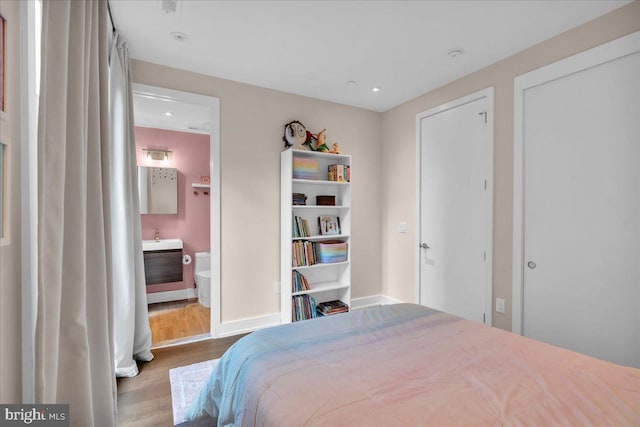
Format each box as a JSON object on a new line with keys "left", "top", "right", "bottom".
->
{"left": 219, "top": 313, "right": 281, "bottom": 338}
{"left": 216, "top": 295, "right": 402, "bottom": 338}
{"left": 351, "top": 294, "right": 402, "bottom": 310}
{"left": 146, "top": 288, "right": 197, "bottom": 304}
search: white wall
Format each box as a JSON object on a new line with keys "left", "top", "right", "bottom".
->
{"left": 132, "top": 61, "right": 383, "bottom": 323}
{"left": 379, "top": 1, "right": 640, "bottom": 331}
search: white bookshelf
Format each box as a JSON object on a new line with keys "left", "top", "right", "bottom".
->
{"left": 281, "top": 149, "right": 351, "bottom": 323}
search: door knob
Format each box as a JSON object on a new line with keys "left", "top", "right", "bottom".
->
{"left": 527, "top": 261, "right": 536, "bottom": 269}
{"left": 420, "top": 243, "right": 430, "bottom": 249}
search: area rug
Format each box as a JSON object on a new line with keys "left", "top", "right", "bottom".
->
{"left": 169, "top": 358, "right": 218, "bottom": 425}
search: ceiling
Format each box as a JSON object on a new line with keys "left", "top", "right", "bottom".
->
{"left": 133, "top": 92, "right": 211, "bottom": 133}
{"left": 110, "top": 0, "right": 629, "bottom": 112}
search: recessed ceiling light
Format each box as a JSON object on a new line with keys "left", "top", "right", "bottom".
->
{"left": 371, "top": 87, "right": 382, "bottom": 93}
{"left": 447, "top": 48, "right": 464, "bottom": 58}
{"left": 171, "top": 32, "right": 188, "bottom": 42}
{"left": 347, "top": 80, "right": 357, "bottom": 85}
{"left": 165, "top": 112, "right": 174, "bottom": 117}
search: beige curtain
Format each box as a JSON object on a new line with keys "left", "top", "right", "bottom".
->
{"left": 36, "top": 0, "right": 116, "bottom": 425}
{"left": 110, "top": 32, "right": 154, "bottom": 377}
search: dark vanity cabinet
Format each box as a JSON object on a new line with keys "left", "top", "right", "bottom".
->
{"left": 143, "top": 249, "right": 183, "bottom": 285}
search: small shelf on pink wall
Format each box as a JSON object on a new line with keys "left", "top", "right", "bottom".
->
{"left": 192, "top": 183, "right": 211, "bottom": 189}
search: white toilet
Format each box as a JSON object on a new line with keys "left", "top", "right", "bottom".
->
{"left": 194, "top": 252, "right": 211, "bottom": 308}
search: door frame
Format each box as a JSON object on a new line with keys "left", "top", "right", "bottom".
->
{"left": 512, "top": 31, "right": 640, "bottom": 335}
{"left": 415, "top": 87, "right": 495, "bottom": 325}
{"left": 132, "top": 83, "right": 222, "bottom": 340}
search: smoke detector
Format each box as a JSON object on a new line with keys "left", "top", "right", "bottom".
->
{"left": 161, "top": 0, "right": 178, "bottom": 14}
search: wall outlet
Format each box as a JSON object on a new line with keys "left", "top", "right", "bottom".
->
{"left": 496, "top": 298, "right": 506, "bottom": 314}
{"left": 274, "top": 281, "right": 281, "bottom": 294}
{"left": 399, "top": 222, "right": 408, "bottom": 233}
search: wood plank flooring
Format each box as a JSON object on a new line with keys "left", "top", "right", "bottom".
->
{"left": 148, "top": 299, "right": 210, "bottom": 346}
{"left": 117, "top": 335, "right": 245, "bottom": 426}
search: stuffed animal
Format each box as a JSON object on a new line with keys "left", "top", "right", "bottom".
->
{"left": 303, "top": 131, "right": 316, "bottom": 151}
{"left": 283, "top": 120, "right": 309, "bottom": 149}
{"left": 329, "top": 142, "right": 341, "bottom": 154}
{"left": 315, "top": 129, "right": 330, "bottom": 152}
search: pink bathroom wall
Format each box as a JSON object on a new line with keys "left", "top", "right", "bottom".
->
{"left": 136, "top": 126, "right": 211, "bottom": 293}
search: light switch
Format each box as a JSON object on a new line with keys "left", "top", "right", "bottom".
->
{"left": 496, "top": 298, "right": 505, "bottom": 314}
{"left": 399, "top": 222, "right": 408, "bottom": 233}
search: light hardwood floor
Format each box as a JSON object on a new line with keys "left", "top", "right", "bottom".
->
{"left": 117, "top": 335, "right": 245, "bottom": 426}
{"left": 148, "top": 299, "right": 210, "bottom": 346}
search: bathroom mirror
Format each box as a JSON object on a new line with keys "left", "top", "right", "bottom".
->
{"left": 138, "top": 166, "right": 178, "bottom": 214}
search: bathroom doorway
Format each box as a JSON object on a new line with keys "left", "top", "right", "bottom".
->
{"left": 132, "top": 84, "right": 221, "bottom": 347}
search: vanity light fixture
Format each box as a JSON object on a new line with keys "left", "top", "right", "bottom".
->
{"left": 143, "top": 148, "right": 172, "bottom": 162}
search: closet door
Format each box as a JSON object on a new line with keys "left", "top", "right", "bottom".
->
{"left": 520, "top": 48, "right": 640, "bottom": 367}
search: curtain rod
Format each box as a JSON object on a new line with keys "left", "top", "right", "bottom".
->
{"left": 107, "top": 0, "right": 116, "bottom": 34}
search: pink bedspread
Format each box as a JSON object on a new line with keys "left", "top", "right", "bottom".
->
{"left": 189, "top": 304, "right": 640, "bottom": 426}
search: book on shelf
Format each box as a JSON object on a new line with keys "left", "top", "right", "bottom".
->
{"left": 316, "top": 300, "right": 349, "bottom": 316}
{"left": 292, "top": 240, "right": 317, "bottom": 267}
{"left": 292, "top": 295, "right": 318, "bottom": 321}
{"left": 328, "top": 164, "right": 350, "bottom": 182}
{"left": 318, "top": 215, "right": 341, "bottom": 235}
{"left": 292, "top": 240, "right": 348, "bottom": 266}
{"left": 293, "top": 215, "right": 311, "bottom": 238}
{"left": 292, "top": 193, "right": 307, "bottom": 206}
{"left": 292, "top": 270, "right": 311, "bottom": 293}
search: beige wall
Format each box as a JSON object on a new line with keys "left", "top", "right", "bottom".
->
{"left": 380, "top": 2, "right": 640, "bottom": 331}
{"left": 0, "top": 0, "right": 22, "bottom": 402}
{"left": 132, "top": 61, "right": 383, "bottom": 322}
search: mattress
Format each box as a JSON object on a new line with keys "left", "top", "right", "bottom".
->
{"left": 187, "top": 303, "right": 640, "bottom": 426}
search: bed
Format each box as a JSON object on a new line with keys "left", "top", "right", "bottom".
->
{"left": 187, "top": 303, "right": 640, "bottom": 426}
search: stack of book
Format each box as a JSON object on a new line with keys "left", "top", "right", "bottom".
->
{"left": 293, "top": 216, "right": 311, "bottom": 237}
{"left": 292, "top": 241, "right": 317, "bottom": 267}
{"left": 292, "top": 270, "right": 311, "bottom": 293}
{"left": 292, "top": 295, "right": 318, "bottom": 321}
{"left": 316, "top": 300, "right": 349, "bottom": 316}
{"left": 328, "top": 164, "right": 350, "bottom": 182}
{"left": 292, "top": 193, "right": 307, "bottom": 205}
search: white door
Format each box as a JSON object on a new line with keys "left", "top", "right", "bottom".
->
{"left": 519, "top": 46, "right": 640, "bottom": 367}
{"left": 418, "top": 90, "right": 493, "bottom": 324}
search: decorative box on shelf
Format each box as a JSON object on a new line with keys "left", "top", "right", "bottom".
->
{"left": 293, "top": 157, "right": 318, "bottom": 180}
{"left": 316, "top": 240, "right": 348, "bottom": 263}
{"left": 316, "top": 195, "right": 335, "bottom": 206}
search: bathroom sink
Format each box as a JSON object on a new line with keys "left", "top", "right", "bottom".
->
{"left": 142, "top": 238, "right": 183, "bottom": 251}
